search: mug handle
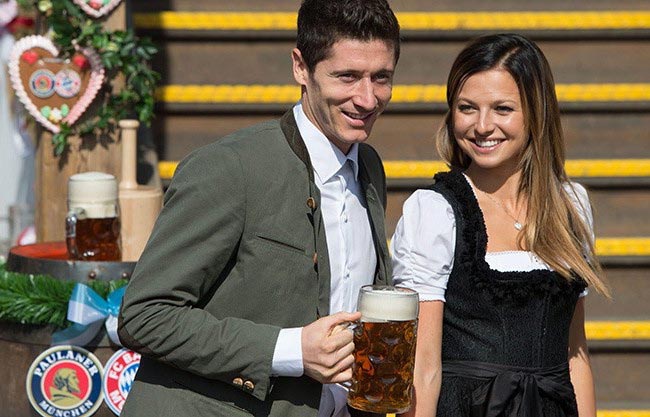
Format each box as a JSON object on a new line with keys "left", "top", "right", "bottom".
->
{"left": 65, "top": 208, "right": 84, "bottom": 259}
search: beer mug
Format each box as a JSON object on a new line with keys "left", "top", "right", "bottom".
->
{"left": 348, "top": 285, "right": 419, "bottom": 414}
{"left": 65, "top": 172, "right": 121, "bottom": 261}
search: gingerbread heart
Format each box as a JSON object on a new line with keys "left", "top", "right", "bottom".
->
{"left": 72, "top": 0, "right": 122, "bottom": 18}
{"left": 8, "top": 35, "right": 105, "bottom": 133}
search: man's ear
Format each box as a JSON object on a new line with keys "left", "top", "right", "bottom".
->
{"left": 292, "top": 48, "right": 309, "bottom": 85}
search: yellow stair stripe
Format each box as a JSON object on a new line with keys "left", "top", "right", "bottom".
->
{"left": 158, "top": 161, "right": 178, "bottom": 180}
{"left": 597, "top": 238, "right": 650, "bottom": 257}
{"left": 134, "top": 11, "right": 650, "bottom": 31}
{"left": 159, "top": 160, "right": 650, "bottom": 181}
{"left": 155, "top": 84, "right": 650, "bottom": 104}
{"left": 587, "top": 321, "right": 650, "bottom": 340}
{"left": 383, "top": 160, "right": 650, "bottom": 179}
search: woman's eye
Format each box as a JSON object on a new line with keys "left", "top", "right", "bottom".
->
{"left": 457, "top": 104, "right": 473, "bottom": 112}
{"left": 496, "top": 106, "right": 514, "bottom": 113}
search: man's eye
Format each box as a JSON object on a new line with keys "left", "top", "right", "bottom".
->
{"left": 338, "top": 74, "right": 356, "bottom": 82}
{"left": 373, "top": 74, "right": 392, "bottom": 84}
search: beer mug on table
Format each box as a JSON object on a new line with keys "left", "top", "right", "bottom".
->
{"left": 66, "top": 172, "right": 121, "bottom": 261}
{"left": 348, "top": 285, "right": 419, "bottom": 414}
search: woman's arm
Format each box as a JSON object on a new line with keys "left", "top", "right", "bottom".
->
{"left": 568, "top": 298, "right": 597, "bottom": 417}
{"left": 400, "top": 300, "right": 444, "bottom": 417}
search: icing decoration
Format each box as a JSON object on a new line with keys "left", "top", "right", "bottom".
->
{"left": 29, "top": 69, "right": 56, "bottom": 98}
{"left": 0, "top": 0, "right": 17, "bottom": 28}
{"left": 73, "top": 0, "right": 122, "bottom": 19}
{"left": 9, "top": 35, "right": 105, "bottom": 133}
{"left": 21, "top": 50, "right": 39, "bottom": 65}
{"left": 72, "top": 53, "right": 89, "bottom": 70}
{"left": 55, "top": 69, "right": 82, "bottom": 98}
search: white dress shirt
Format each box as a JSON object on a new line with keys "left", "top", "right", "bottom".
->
{"left": 391, "top": 174, "right": 593, "bottom": 300}
{"left": 270, "top": 103, "right": 377, "bottom": 417}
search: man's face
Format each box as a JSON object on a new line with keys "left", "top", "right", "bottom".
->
{"left": 292, "top": 39, "right": 396, "bottom": 154}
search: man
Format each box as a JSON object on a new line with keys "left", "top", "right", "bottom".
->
{"left": 117, "top": 1, "right": 400, "bottom": 416}
{"left": 50, "top": 369, "right": 81, "bottom": 407}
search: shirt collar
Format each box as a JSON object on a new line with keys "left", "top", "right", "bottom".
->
{"left": 293, "top": 102, "right": 359, "bottom": 183}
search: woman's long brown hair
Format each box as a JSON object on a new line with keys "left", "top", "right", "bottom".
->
{"left": 437, "top": 33, "right": 610, "bottom": 297}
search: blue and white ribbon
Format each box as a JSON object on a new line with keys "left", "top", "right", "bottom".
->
{"left": 52, "top": 283, "right": 126, "bottom": 347}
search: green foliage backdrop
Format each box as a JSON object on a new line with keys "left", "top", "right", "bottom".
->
{"left": 0, "top": 261, "right": 127, "bottom": 328}
{"left": 17, "top": 0, "right": 160, "bottom": 155}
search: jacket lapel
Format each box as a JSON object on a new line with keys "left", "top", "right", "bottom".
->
{"left": 280, "top": 110, "right": 331, "bottom": 316}
{"left": 358, "top": 157, "right": 391, "bottom": 286}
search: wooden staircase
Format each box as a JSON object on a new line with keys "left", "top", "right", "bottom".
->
{"left": 131, "top": 0, "right": 650, "bottom": 413}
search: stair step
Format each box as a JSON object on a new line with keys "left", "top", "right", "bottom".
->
{"left": 145, "top": 38, "right": 650, "bottom": 86}
{"left": 591, "top": 350, "right": 650, "bottom": 403}
{"left": 588, "top": 267, "right": 650, "bottom": 318}
{"left": 158, "top": 159, "right": 650, "bottom": 181}
{"left": 598, "top": 405, "right": 650, "bottom": 416}
{"left": 133, "top": 10, "right": 650, "bottom": 34}
{"left": 149, "top": 113, "right": 649, "bottom": 163}
{"left": 154, "top": 83, "right": 650, "bottom": 108}
{"left": 587, "top": 321, "right": 650, "bottom": 340}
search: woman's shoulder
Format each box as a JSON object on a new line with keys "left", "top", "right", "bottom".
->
{"left": 562, "top": 181, "right": 591, "bottom": 211}
{"left": 402, "top": 188, "right": 455, "bottom": 217}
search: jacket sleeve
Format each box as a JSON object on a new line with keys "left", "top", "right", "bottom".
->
{"left": 118, "top": 143, "right": 281, "bottom": 401}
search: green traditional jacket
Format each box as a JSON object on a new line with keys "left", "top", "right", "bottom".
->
{"left": 118, "top": 110, "right": 392, "bottom": 417}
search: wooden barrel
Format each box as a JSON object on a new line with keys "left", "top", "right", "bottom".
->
{"left": 2, "top": 242, "right": 136, "bottom": 416}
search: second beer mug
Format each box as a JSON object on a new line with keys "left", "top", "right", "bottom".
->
{"left": 348, "top": 285, "right": 419, "bottom": 414}
{"left": 66, "top": 172, "right": 121, "bottom": 261}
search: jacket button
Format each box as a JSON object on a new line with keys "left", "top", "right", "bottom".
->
{"left": 312, "top": 252, "right": 318, "bottom": 264}
{"left": 243, "top": 380, "right": 255, "bottom": 391}
{"left": 306, "top": 197, "right": 316, "bottom": 209}
{"left": 232, "top": 377, "right": 243, "bottom": 387}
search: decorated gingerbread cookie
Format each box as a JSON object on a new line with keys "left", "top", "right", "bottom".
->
{"left": 73, "top": 0, "right": 122, "bottom": 19}
{"left": 8, "top": 35, "right": 105, "bottom": 133}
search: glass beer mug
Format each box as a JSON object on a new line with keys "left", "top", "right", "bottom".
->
{"left": 65, "top": 172, "right": 121, "bottom": 261}
{"left": 348, "top": 285, "right": 419, "bottom": 414}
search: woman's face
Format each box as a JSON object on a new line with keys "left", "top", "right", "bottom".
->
{"left": 452, "top": 69, "right": 527, "bottom": 173}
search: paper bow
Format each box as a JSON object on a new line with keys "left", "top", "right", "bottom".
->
{"left": 52, "top": 283, "right": 126, "bottom": 347}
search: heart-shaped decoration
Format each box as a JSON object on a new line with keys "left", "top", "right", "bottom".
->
{"left": 0, "top": 0, "right": 18, "bottom": 28}
{"left": 72, "top": 0, "right": 122, "bottom": 18}
{"left": 9, "top": 35, "right": 105, "bottom": 133}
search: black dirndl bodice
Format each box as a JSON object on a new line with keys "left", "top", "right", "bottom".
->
{"left": 430, "top": 170, "right": 586, "bottom": 417}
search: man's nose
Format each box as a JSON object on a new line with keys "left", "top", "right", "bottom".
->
{"left": 352, "top": 78, "right": 379, "bottom": 110}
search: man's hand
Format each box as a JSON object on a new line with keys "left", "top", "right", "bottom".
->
{"left": 302, "top": 311, "right": 362, "bottom": 384}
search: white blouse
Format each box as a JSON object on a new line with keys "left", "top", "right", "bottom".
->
{"left": 390, "top": 176, "right": 594, "bottom": 302}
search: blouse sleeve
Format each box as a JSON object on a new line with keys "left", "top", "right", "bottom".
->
{"left": 390, "top": 189, "right": 456, "bottom": 302}
{"left": 563, "top": 182, "right": 594, "bottom": 297}
{"left": 564, "top": 182, "right": 595, "bottom": 243}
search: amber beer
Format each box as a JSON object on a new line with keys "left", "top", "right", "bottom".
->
{"left": 66, "top": 172, "right": 121, "bottom": 261}
{"left": 348, "top": 285, "right": 419, "bottom": 414}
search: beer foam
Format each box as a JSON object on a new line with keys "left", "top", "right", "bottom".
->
{"left": 358, "top": 286, "right": 418, "bottom": 322}
{"left": 68, "top": 172, "right": 118, "bottom": 219}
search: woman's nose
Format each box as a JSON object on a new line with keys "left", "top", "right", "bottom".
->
{"left": 475, "top": 112, "right": 495, "bottom": 136}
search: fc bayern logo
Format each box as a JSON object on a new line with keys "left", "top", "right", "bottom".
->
{"left": 26, "top": 345, "right": 104, "bottom": 417}
{"left": 103, "top": 348, "right": 141, "bottom": 415}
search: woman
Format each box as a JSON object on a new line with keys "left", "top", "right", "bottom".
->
{"left": 391, "top": 34, "right": 610, "bottom": 417}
